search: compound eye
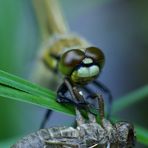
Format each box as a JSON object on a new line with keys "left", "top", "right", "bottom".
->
{"left": 59, "top": 49, "right": 85, "bottom": 75}
{"left": 85, "top": 47, "right": 105, "bottom": 69}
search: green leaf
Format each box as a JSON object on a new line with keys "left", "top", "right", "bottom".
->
{"left": 136, "top": 126, "right": 148, "bottom": 145}
{"left": 113, "top": 85, "right": 148, "bottom": 113}
{"left": 0, "top": 69, "right": 148, "bottom": 145}
{"left": 0, "top": 70, "right": 75, "bottom": 116}
{"left": 0, "top": 70, "right": 55, "bottom": 98}
{"left": 0, "top": 85, "right": 75, "bottom": 114}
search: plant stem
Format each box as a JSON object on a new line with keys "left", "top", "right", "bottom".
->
{"left": 113, "top": 85, "right": 148, "bottom": 113}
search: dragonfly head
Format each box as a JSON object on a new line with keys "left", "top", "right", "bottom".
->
{"left": 59, "top": 47, "right": 105, "bottom": 85}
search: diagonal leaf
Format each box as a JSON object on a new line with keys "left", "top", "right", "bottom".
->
{"left": 1, "top": 70, "right": 148, "bottom": 115}
{"left": 0, "top": 70, "right": 75, "bottom": 115}
{"left": 135, "top": 126, "right": 148, "bottom": 145}
{"left": 0, "top": 84, "right": 74, "bottom": 116}
{"left": 113, "top": 85, "right": 148, "bottom": 113}
{"left": 0, "top": 70, "right": 56, "bottom": 98}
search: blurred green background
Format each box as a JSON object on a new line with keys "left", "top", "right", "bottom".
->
{"left": 0, "top": 0, "right": 148, "bottom": 147}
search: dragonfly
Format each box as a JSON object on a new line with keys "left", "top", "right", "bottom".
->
{"left": 11, "top": 95, "right": 136, "bottom": 148}
{"left": 11, "top": 1, "right": 136, "bottom": 147}
{"left": 32, "top": 0, "right": 113, "bottom": 128}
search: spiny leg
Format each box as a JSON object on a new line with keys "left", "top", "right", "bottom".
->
{"left": 93, "top": 80, "right": 112, "bottom": 119}
{"left": 84, "top": 80, "right": 112, "bottom": 119}
{"left": 64, "top": 79, "right": 83, "bottom": 103}
{"left": 57, "top": 79, "right": 85, "bottom": 126}
{"left": 87, "top": 93, "right": 104, "bottom": 123}
{"left": 65, "top": 80, "right": 86, "bottom": 125}
{"left": 97, "top": 95, "right": 117, "bottom": 145}
{"left": 88, "top": 94, "right": 99, "bottom": 123}
{"left": 40, "top": 110, "right": 52, "bottom": 129}
{"left": 93, "top": 94, "right": 105, "bottom": 126}
{"left": 81, "top": 88, "right": 105, "bottom": 124}
{"left": 57, "top": 79, "right": 84, "bottom": 106}
{"left": 97, "top": 94, "right": 105, "bottom": 123}
{"left": 99, "top": 95, "right": 118, "bottom": 145}
{"left": 82, "top": 93, "right": 105, "bottom": 125}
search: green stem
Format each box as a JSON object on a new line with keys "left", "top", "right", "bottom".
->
{"left": 113, "top": 85, "right": 148, "bottom": 113}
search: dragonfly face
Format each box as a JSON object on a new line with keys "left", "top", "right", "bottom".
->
{"left": 59, "top": 47, "right": 105, "bottom": 85}
{"left": 40, "top": 46, "right": 112, "bottom": 128}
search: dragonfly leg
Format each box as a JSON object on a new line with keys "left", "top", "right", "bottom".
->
{"left": 97, "top": 94, "right": 105, "bottom": 126}
{"left": 86, "top": 93, "right": 101, "bottom": 123}
{"left": 92, "top": 80, "right": 113, "bottom": 119}
{"left": 40, "top": 109, "right": 52, "bottom": 129}
{"left": 88, "top": 94, "right": 105, "bottom": 125}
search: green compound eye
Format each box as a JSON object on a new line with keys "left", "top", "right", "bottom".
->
{"left": 59, "top": 49, "right": 85, "bottom": 75}
{"left": 85, "top": 47, "right": 105, "bottom": 69}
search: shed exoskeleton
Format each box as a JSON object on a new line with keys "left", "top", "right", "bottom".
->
{"left": 11, "top": 95, "right": 135, "bottom": 148}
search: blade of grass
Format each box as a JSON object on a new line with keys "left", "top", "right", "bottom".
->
{"left": 1, "top": 71, "right": 148, "bottom": 116}
{"left": 113, "top": 85, "right": 148, "bottom": 113}
{"left": 135, "top": 126, "right": 148, "bottom": 145}
{"left": 0, "top": 85, "right": 75, "bottom": 116}
{"left": 0, "top": 70, "right": 55, "bottom": 98}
